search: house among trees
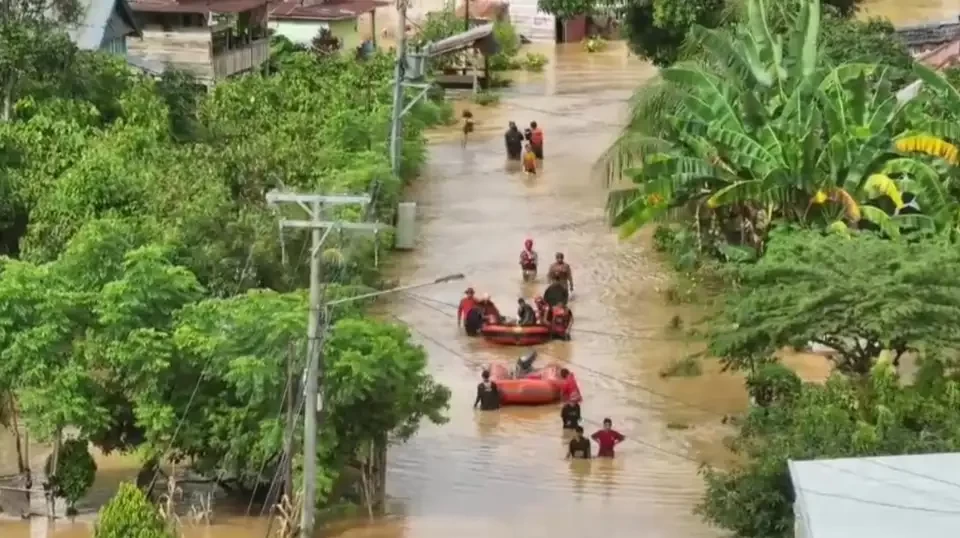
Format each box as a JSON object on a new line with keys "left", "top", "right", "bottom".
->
{"left": 789, "top": 453, "right": 960, "bottom": 537}
{"left": 125, "top": 0, "right": 271, "bottom": 85}
{"left": 68, "top": 0, "right": 142, "bottom": 54}
{"left": 268, "top": 0, "right": 387, "bottom": 54}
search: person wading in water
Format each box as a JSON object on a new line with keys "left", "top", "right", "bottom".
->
{"left": 474, "top": 370, "right": 501, "bottom": 411}
{"left": 504, "top": 121, "right": 524, "bottom": 160}
{"left": 566, "top": 426, "right": 591, "bottom": 459}
{"left": 548, "top": 252, "right": 574, "bottom": 295}
{"left": 529, "top": 121, "right": 544, "bottom": 159}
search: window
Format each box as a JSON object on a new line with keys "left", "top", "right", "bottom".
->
{"left": 103, "top": 36, "right": 127, "bottom": 55}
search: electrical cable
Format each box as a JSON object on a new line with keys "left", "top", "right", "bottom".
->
{"left": 393, "top": 312, "right": 960, "bottom": 515}
{"left": 243, "top": 362, "right": 297, "bottom": 516}
{"left": 400, "top": 292, "right": 724, "bottom": 418}
{"left": 145, "top": 244, "right": 259, "bottom": 494}
{"left": 407, "top": 292, "right": 686, "bottom": 339}
{"left": 390, "top": 313, "right": 703, "bottom": 464}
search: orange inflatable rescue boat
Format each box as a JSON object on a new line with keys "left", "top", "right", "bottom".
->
{"left": 480, "top": 323, "right": 552, "bottom": 346}
{"left": 487, "top": 352, "right": 567, "bottom": 405}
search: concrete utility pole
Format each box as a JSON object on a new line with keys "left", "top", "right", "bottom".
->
{"left": 388, "top": 0, "right": 432, "bottom": 175}
{"left": 265, "top": 191, "right": 386, "bottom": 538}
{"left": 388, "top": 0, "right": 408, "bottom": 174}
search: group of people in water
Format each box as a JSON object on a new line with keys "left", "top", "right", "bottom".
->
{"left": 505, "top": 121, "right": 545, "bottom": 175}
{"left": 473, "top": 365, "right": 625, "bottom": 459}
{"left": 456, "top": 239, "right": 574, "bottom": 338}
{"left": 462, "top": 237, "right": 625, "bottom": 460}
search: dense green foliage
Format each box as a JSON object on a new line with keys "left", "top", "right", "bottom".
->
{"left": 614, "top": 0, "right": 889, "bottom": 67}
{"left": 697, "top": 358, "right": 960, "bottom": 537}
{"left": 603, "top": 0, "right": 960, "bottom": 534}
{"left": 605, "top": 0, "right": 952, "bottom": 250}
{"left": 95, "top": 482, "right": 174, "bottom": 538}
{"left": 0, "top": 24, "right": 452, "bottom": 512}
{"left": 46, "top": 439, "right": 98, "bottom": 511}
{"left": 709, "top": 230, "right": 960, "bottom": 375}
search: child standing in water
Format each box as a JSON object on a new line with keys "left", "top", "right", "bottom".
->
{"left": 522, "top": 142, "right": 537, "bottom": 175}
{"left": 461, "top": 110, "right": 474, "bottom": 147}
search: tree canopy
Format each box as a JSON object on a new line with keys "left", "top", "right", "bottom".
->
{"left": 697, "top": 357, "right": 960, "bottom": 537}
{"left": 708, "top": 229, "right": 960, "bottom": 375}
{"left": 0, "top": 22, "right": 453, "bottom": 512}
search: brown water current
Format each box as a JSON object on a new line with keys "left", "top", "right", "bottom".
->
{"left": 1, "top": 10, "right": 952, "bottom": 531}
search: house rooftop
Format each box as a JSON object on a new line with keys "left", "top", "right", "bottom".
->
{"left": 129, "top": 0, "right": 267, "bottom": 13}
{"left": 269, "top": 0, "right": 388, "bottom": 21}
{"left": 789, "top": 453, "right": 960, "bottom": 538}
{"left": 894, "top": 18, "right": 960, "bottom": 47}
{"left": 68, "top": 0, "right": 141, "bottom": 49}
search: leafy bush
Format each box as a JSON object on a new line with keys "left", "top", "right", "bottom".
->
{"left": 95, "top": 482, "right": 173, "bottom": 538}
{"left": 472, "top": 90, "right": 500, "bottom": 106}
{"left": 520, "top": 52, "right": 549, "bottom": 72}
{"left": 46, "top": 438, "right": 98, "bottom": 513}
{"left": 583, "top": 36, "right": 607, "bottom": 53}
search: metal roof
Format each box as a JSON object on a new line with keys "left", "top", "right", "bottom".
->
{"left": 789, "top": 453, "right": 960, "bottom": 538}
{"left": 130, "top": 0, "right": 268, "bottom": 14}
{"left": 67, "top": 0, "right": 141, "bottom": 50}
{"left": 425, "top": 22, "right": 497, "bottom": 57}
{"left": 270, "top": 0, "right": 388, "bottom": 21}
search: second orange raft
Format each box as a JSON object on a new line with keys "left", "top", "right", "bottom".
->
{"left": 488, "top": 362, "right": 564, "bottom": 405}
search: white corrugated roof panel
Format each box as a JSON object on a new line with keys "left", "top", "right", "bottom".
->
{"left": 789, "top": 453, "right": 960, "bottom": 538}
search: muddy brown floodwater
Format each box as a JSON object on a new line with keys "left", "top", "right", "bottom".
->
{"left": 2, "top": 7, "right": 959, "bottom": 531}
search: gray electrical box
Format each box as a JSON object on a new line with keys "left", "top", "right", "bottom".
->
{"left": 395, "top": 202, "right": 417, "bottom": 250}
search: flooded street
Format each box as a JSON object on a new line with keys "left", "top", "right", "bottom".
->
{"left": 3, "top": 0, "right": 960, "bottom": 528}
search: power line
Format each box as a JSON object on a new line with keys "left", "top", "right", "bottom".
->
{"left": 393, "top": 312, "right": 960, "bottom": 516}
{"left": 407, "top": 292, "right": 683, "bottom": 339}
{"left": 391, "top": 313, "right": 703, "bottom": 464}
{"left": 145, "top": 244, "right": 259, "bottom": 493}
{"left": 400, "top": 292, "right": 723, "bottom": 418}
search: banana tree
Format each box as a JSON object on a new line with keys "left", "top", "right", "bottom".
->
{"left": 607, "top": 0, "right": 918, "bottom": 243}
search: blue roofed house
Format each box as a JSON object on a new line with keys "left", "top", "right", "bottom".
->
{"left": 68, "top": 0, "right": 141, "bottom": 53}
{"left": 66, "top": 0, "right": 167, "bottom": 74}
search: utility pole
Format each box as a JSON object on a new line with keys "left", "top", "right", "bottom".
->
{"left": 389, "top": 0, "right": 432, "bottom": 175}
{"left": 388, "top": 0, "right": 408, "bottom": 174}
{"left": 464, "top": 0, "right": 470, "bottom": 31}
{"left": 265, "top": 191, "right": 386, "bottom": 538}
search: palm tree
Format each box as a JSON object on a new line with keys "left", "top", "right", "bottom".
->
{"left": 603, "top": 0, "right": 920, "bottom": 244}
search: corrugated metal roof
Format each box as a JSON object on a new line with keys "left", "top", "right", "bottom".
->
{"left": 789, "top": 453, "right": 960, "bottom": 538}
{"left": 67, "top": 0, "right": 140, "bottom": 50}
{"left": 270, "top": 0, "right": 387, "bottom": 21}
{"left": 425, "top": 22, "right": 496, "bottom": 57}
{"left": 130, "top": 0, "right": 267, "bottom": 14}
{"left": 894, "top": 18, "right": 960, "bottom": 48}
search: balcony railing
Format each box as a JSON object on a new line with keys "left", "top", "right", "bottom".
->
{"left": 213, "top": 38, "right": 270, "bottom": 80}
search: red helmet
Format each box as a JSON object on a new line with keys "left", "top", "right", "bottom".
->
{"left": 524, "top": 239, "right": 533, "bottom": 249}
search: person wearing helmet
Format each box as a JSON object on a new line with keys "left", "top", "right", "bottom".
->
{"left": 548, "top": 252, "right": 573, "bottom": 294}
{"left": 519, "top": 238, "right": 538, "bottom": 281}
{"left": 458, "top": 288, "right": 478, "bottom": 328}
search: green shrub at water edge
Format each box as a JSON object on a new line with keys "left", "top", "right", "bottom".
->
{"left": 521, "top": 52, "right": 549, "bottom": 72}
{"left": 95, "top": 482, "right": 173, "bottom": 538}
{"left": 46, "top": 438, "right": 97, "bottom": 514}
{"left": 472, "top": 90, "right": 501, "bottom": 106}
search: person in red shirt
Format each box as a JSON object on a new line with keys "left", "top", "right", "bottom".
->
{"left": 457, "top": 288, "right": 477, "bottom": 327}
{"left": 529, "top": 121, "right": 544, "bottom": 159}
{"left": 559, "top": 368, "right": 581, "bottom": 403}
{"left": 591, "top": 418, "right": 625, "bottom": 458}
